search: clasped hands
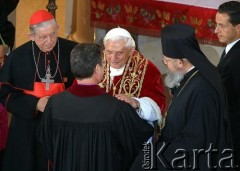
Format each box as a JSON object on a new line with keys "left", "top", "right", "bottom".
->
{"left": 36, "top": 96, "right": 50, "bottom": 112}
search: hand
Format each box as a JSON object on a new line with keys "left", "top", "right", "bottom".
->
{"left": 115, "top": 94, "right": 139, "bottom": 109}
{"left": 36, "top": 96, "right": 50, "bottom": 112}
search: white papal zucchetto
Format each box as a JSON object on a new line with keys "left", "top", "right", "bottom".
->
{"left": 103, "top": 27, "right": 136, "bottom": 47}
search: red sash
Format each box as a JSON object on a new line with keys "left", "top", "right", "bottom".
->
{"left": 24, "top": 82, "right": 65, "bottom": 98}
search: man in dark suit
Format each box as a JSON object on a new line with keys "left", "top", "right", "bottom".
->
{"left": 215, "top": 1, "right": 240, "bottom": 169}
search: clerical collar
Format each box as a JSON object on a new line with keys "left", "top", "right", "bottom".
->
{"left": 226, "top": 39, "right": 240, "bottom": 54}
{"left": 182, "top": 67, "right": 198, "bottom": 85}
{"left": 186, "top": 66, "right": 195, "bottom": 73}
{"left": 68, "top": 84, "right": 106, "bottom": 97}
{"left": 110, "top": 65, "right": 125, "bottom": 77}
{"left": 173, "top": 68, "right": 199, "bottom": 97}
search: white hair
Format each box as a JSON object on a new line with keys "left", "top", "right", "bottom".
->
{"left": 29, "top": 19, "right": 57, "bottom": 34}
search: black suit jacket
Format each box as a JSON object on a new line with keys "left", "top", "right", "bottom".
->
{"left": 217, "top": 40, "right": 240, "bottom": 165}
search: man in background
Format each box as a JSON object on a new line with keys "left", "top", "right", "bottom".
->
{"left": 215, "top": 1, "right": 240, "bottom": 168}
{"left": 0, "top": 0, "right": 19, "bottom": 170}
{"left": 0, "top": 0, "right": 18, "bottom": 53}
{"left": 0, "top": 37, "right": 9, "bottom": 171}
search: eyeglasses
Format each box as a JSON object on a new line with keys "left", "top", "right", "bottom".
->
{"left": 34, "top": 32, "right": 57, "bottom": 43}
{"left": 104, "top": 50, "right": 124, "bottom": 57}
{"left": 162, "top": 57, "right": 176, "bottom": 65}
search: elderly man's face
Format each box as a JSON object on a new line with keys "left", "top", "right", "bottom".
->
{"left": 31, "top": 23, "right": 58, "bottom": 52}
{"left": 162, "top": 56, "right": 184, "bottom": 88}
{"left": 162, "top": 56, "right": 179, "bottom": 73}
{"left": 104, "top": 39, "right": 132, "bottom": 69}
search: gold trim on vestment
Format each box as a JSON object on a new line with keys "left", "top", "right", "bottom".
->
{"left": 99, "top": 50, "right": 148, "bottom": 97}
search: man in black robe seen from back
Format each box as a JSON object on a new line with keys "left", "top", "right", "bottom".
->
{"left": 38, "top": 43, "right": 154, "bottom": 171}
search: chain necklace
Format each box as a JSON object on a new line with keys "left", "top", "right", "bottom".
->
{"left": 31, "top": 40, "right": 60, "bottom": 80}
{"left": 161, "top": 70, "right": 199, "bottom": 131}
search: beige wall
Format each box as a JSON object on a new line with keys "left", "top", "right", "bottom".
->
{"left": 67, "top": 0, "right": 94, "bottom": 43}
{"left": 15, "top": 0, "right": 66, "bottom": 47}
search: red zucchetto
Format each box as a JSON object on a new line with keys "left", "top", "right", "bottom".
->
{"left": 29, "top": 10, "right": 54, "bottom": 26}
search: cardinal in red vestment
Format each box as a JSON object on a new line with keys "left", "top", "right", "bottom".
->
{"left": 0, "top": 10, "right": 77, "bottom": 171}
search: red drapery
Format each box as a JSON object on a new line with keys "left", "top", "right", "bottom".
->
{"left": 90, "top": 0, "right": 225, "bottom": 46}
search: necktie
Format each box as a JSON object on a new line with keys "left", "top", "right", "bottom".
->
{"left": 218, "top": 49, "right": 226, "bottom": 65}
{"left": 220, "top": 49, "right": 226, "bottom": 59}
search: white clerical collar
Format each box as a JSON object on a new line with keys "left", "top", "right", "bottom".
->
{"left": 110, "top": 65, "right": 125, "bottom": 77}
{"left": 226, "top": 39, "right": 240, "bottom": 54}
{"left": 186, "top": 66, "right": 195, "bottom": 73}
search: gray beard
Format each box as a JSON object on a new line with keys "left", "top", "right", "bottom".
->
{"left": 164, "top": 71, "right": 185, "bottom": 88}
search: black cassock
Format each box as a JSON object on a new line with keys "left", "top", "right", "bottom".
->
{"left": 38, "top": 84, "right": 154, "bottom": 171}
{"left": 130, "top": 68, "right": 233, "bottom": 171}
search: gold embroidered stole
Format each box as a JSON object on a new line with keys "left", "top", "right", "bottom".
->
{"left": 99, "top": 50, "right": 148, "bottom": 97}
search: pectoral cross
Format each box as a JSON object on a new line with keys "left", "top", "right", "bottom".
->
{"left": 41, "top": 65, "right": 54, "bottom": 90}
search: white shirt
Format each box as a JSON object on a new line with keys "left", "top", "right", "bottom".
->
{"left": 226, "top": 39, "right": 240, "bottom": 54}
